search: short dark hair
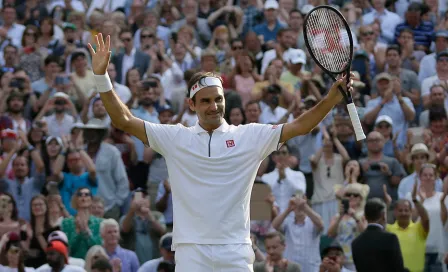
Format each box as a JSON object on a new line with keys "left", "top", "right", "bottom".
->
{"left": 407, "top": 2, "right": 421, "bottom": 12}
{"left": 386, "top": 44, "right": 401, "bottom": 55}
{"left": 186, "top": 71, "right": 222, "bottom": 102}
{"left": 264, "top": 231, "right": 285, "bottom": 245}
{"left": 429, "top": 107, "right": 447, "bottom": 122}
{"left": 91, "top": 257, "right": 112, "bottom": 272}
{"left": 245, "top": 100, "right": 261, "bottom": 110}
{"left": 399, "top": 28, "right": 414, "bottom": 37}
{"left": 119, "top": 27, "right": 133, "bottom": 37}
{"left": 157, "top": 261, "right": 175, "bottom": 272}
{"left": 277, "top": 28, "right": 293, "bottom": 37}
{"left": 44, "top": 55, "right": 61, "bottom": 66}
{"left": 393, "top": 199, "right": 412, "bottom": 210}
{"left": 289, "top": 9, "right": 302, "bottom": 16}
{"left": 364, "top": 198, "right": 386, "bottom": 222}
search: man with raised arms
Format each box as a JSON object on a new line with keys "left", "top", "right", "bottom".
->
{"left": 88, "top": 33, "right": 354, "bottom": 272}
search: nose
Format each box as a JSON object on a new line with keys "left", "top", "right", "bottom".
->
{"left": 209, "top": 102, "right": 218, "bottom": 111}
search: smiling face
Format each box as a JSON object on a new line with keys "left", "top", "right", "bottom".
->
{"left": 32, "top": 197, "right": 47, "bottom": 217}
{"left": 76, "top": 188, "right": 92, "bottom": 209}
{"left": 189, "top": 86, "right": 225, "bottom": 129}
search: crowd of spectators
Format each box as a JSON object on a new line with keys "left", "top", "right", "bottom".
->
{"left": 0, "top": 0, "right": 446, "bottom": 271}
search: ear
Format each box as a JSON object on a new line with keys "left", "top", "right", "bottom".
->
{"left": 187, "top": 98, "right": 195, "bottom": 112}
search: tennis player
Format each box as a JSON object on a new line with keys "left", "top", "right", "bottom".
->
{"left": 88, "top": 33, "right": 354, "bottom": 271}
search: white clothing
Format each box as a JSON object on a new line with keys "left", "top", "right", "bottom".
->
{"left": 174, "top": 244, "right": 254, "bottom": 272}
{"left": 137, "top": 257, "right": 163, "bottom": 272}
{"left": 418, "top": 53, "right": 437, "bottom": 83}
{"left": 0, "top": 265, "right": 35, "bottom": 272}
{"left": 121, "top": 48, "right": 136, "bottom": 84}
{"left": 261, "top": 168, "right": 306, "bottom": 213}
{"left": 37, "top": 258, "right": 85, "bottom": 270}
{"left": 261, "top": 48, "right": 297, "bottom": 75}
{"left": 36, "top": 264, "right": 86, "bottom": 272}
{"left": 86, "top": 0, "right": 126, "bottom": 19}
{"left": 260, "top": 106, "right": 294, "bottom": 124}
{"left": 362, "top": 9, "right": 402, "bottom": 43}
{"left": 114, "top": 82, "right": 132, "bottom": 104}
{"left": 144, "top": 121, "right": 283, "bottom": 246}
{"left": 6, "top": 24, "right": 25, "bottom": 48}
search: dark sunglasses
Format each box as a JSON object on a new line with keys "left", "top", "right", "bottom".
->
{"left": 232, "top": 46, "right": 243, "bottom": 50}
{"left": 362, "top": 31, "right": 374, "bottom": 36}
{"left": 77, "top": 192, "right": 91, "bottom": 197}
{"left": 345, "top": 193, "right": 361, "bottom": 198}
{"left": 141, "top": 34, "right": 154, "bottom": 39}
{"left": 122, "top": 38, "right": 132, "bottom": 42}
{"left": 25, "top": 32, "right": 36, "bottom": 36}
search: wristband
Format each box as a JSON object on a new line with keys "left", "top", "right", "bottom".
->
{"left": 94, "top": 72, "right": 113, "bottom": 93}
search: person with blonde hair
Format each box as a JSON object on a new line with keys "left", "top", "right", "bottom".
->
{"left": 84, "top": 245, "right": 108, "bottom": 272}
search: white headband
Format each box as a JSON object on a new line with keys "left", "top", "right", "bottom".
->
{"left": 189, "top": 77, "right": 223, "bottom": 98}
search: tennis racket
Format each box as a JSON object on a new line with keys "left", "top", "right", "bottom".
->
{"left": 303, "top": 5, "right": 366, "bottom": 141}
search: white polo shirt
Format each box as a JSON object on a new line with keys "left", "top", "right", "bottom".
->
{"left": 144, "top": 121, "right": 283, "bottom": 247}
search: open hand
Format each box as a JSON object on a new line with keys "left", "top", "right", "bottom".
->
{"left": 87, "top": 33, "right": 112, "bottom": 75}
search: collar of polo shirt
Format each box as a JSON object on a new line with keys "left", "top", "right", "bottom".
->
{"left": 189, "top": 77, "right": 223, "bottom": 99}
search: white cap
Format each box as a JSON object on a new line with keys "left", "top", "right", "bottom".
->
{"left": 53, "top": 92, "right": 70, "bottom": 100}
{"left": 301, "top": 4, "right": 314, "bottom": 14}
{"left": 287, "top": 49, "right": 307, "bottom": 64}
{"left": 264, "top": 0, "right": 279, "bottom": 10}
{"left": 375, "top": 115, "right": 393, "bottom": 126}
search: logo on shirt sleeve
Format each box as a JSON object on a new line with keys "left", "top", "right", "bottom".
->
{"left": 272, "top": 125, "right": 279, "bottom": 129}
{"left": 226, "top": 140, "right": 235, "bottom": 148}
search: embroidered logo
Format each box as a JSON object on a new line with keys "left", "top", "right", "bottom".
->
{"left": 272, "top": 125, "right": 279, "bottom": 129}
{"left": 226, "top": 140, "right": 235, "bottom": 148}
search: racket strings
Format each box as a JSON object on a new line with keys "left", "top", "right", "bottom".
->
{"left": 305, "top": 8, "right": 351, "bottom": 74}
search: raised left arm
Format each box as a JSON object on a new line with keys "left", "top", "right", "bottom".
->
{"left": 280, "top": 76, "right": 352, "bottom": 143}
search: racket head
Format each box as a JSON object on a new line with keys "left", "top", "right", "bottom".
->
{"left": 303, "top": 5, "right": 354, "bottom": 75}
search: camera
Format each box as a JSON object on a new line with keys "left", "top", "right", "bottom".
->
{"left": 267, "top": 84, "right": 281, "bottom": 94}
{"left": 55, "top": 75, "right": 70, "bottom": 85}
{"left": 9, "top": 78, "right": 25, "bottom": 89}
{"left": 370, "top": 163, "right": 381, "bottom": 171}
{"left": 342, "top": 199, "right": 349, "bottom": 214}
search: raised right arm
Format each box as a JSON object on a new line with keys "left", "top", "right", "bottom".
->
{"left": 88, "top": 33, "right": 148, "bottom": 145}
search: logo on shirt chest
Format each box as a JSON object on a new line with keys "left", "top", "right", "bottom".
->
{"left": 226, "top": 140, "right": 235, "bottom": 148}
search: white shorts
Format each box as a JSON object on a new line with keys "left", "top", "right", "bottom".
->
{"left": 174, "top": 244, "right": 255, "bottom": 272}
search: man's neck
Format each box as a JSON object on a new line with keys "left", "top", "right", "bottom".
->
{"left": 3, "top": 22, "right": 13, "bottom": 28}
{"left": 374, "top": 7, "right": 385, "bottom": 13}
{"left": 51, "top": 263, "right": 65, "bottom": 272}
{"left": 55, "top": 112, "right": 65, "bottom": 120}
{"left": 198, "top": 120, "right": 223, "bottom": 133}
{"left": 45, "top": 75, "right": 54, "bottom": 84}
{"left": 8, "top": 112, "right": 22, "bottom": 120}
{"left": 87, "top": 143, "right": 101, "bottom": 156}
{"left": 125, "top": 47, "right": 133, "bottom": 55}
{"left": 397, "top": 219, "right": 410, "bottom": 229}
{"left": 267, "top": 20, "right": 276, "bottom": 29}
{"left": 368, "top": 152, "right": 383, "bottom": 160}
{"left": 75, "top": 69, "right": 86, "bottom": 77}
{"left": 388, "top": 66, "right": 400, "bottom": 75}
{"left": 16, "top": 177, "right": 26, "bottom": 184}
{"left": 143, "top": 105, "right": 154, "bottom": 112}
{"left": 104, "top": 244, "right": 118, "bottom": 255}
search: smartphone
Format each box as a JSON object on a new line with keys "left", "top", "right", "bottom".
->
{"left": 135, "top": 191, "right": 142, "bottom": 201}
{"left": 370, "top": 163, "right": 381, "bottom": 171}
{"left": 9, "top": 78, "right": 24, "bottom": 89}
{"left": 342, "top": 199, "right": 349, "bottom": 214}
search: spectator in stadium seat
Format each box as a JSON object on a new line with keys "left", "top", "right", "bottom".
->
{"left": 31, "top": 55, "right": 62, "bottom": 98}
{"left": 1, "top": 44, "right": 18, "bottom": 70}
{"left": 170, "top": 0, "right": 212, "bottom": 48}
{"left": 418, "top": 30, "right": 448, "bottom": 83}
{"left": 361, "top": 0, "right": 402, "bottom": 44}
{"left": 84, "top": 245, "right": 108, "bottom": 272}
{"left": 244, "top": 100, "right": 261, "bottom": 124}
{"left": 0, "top": 5, "right": 26, "bottom": 49}
{"left": 0, "top": 193, "right": 20, "bottom": 237}
{"left": 19, "top": 25, "right": 46, "bottom": 82}
{"left": 53, "top": 135, "right": 98, "bottom": 215}
{"left": 359, "top": 131, "right": 406, "bottom": 202}
{"left": 320, "top": 242, "right": 355, "bottom": 272}
{"left": 398, "top": 143, "right": 442, "bottom": 199}
{"left": 369, "top": 115, "right": 402, "bottom": 158}
{"left": 133, "top": 11, "right": 171, "bottom": 50}
{"left": 253, "top": 0, "right": 286, "bottom": 45}
{"left": 394, "top": 3, "right": 434, "bottom": 51}
{"left": 90, "top": 257, "right": 113, "bottom": 272}
{"left": 0, "top": 91, "right": 32, "bottom": 133}
{"left": 37, "top": 240, "right": 85, "bottom": 272}
{"left": 100, "top": 219, "right": 139, "bottom": 272}
{"left": 426, "top": 108, "right": 448, "bottom": 179}
{"left": 0, "top": 232, "right": 35, "bottom": 272}
{"left": 261, "top": 144, "right": 306, "bottom": 214}
{"left": 80, "top": 119, "right": 129, "bottom": 221}
{"left": 364, "top": 72, "right": 415, "bottom": 146}
{"left": 120, "top": 190, "right": 166, "bottom": 264}
{"left": 253, "top": 231, "right": 301, "bottom": 272}
{"left": 419, "top": 85, "right": 447, "bottom": 128}
{"left": 422, "top": 50, "right": 448, "bottom": 107}
{"left": 156, "top": 180, "right": 173, "bottom": 231}
{"left": 91, "top": 197, "right": 105, "bottom": 219}
{"left": 396, "top": 28, "right": 426, "bottom": 73}
{"left": 272, "top": 195, "right": 323, "bottom": 271}
{"left": 244, "top": 32, "right": 264, "bottom": 74}
{"left": 61, "top": 187, "right": 103, "bottom": 259}
{"left": 260, "top": 28, "right": 296, "bottom": 75}
{"left": 137, "top": 233, "right": 175, "bottom": 272}
{"left": 35, "top": 92, "right": 77, "bottom": 138}
{"left": 387, "top": 181, "right": 429, "bottom": 272}
{"left": 219, "top": 38, "right": 244, "bottom": 75}
{"left": 70, "top": 51, "right": 96, "bottom": 97}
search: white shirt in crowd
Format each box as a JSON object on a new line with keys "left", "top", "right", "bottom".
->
{"left": 362, "top": 9, "right": 402, "bottom": 43}
{"left": 261, "top": 168, "right": 306, "bottom": 213}
{"left": 137, "top": 257, "right": 163, "bottom": 272}
{"left": 121, "top": 48, "right": 136, "bottom": 84}
{"left": 145, "top": 121, "right": 283, "bottom": 247}
{"left": 36, "top": 264, "right": 86, "bottom": 272}
{"left": 260, "top": 106, "right": 294, "bottom": 124}
{"left": 37, "top": 258, "right": 86, "bottom": 270}
{"left": 0, "top": 265, "right": 35, "bottom": 272}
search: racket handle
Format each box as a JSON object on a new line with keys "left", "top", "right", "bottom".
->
{"left": 346, "top": 103, "right": 366, "bottom": 141}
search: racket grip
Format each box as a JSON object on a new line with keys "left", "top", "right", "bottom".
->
{"left": 346, "top": 103, "right": 366, "bottom": 141}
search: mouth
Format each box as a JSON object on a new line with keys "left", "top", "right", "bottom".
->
{"left": 207, "top": 112, "right": 221, "bottom": 118}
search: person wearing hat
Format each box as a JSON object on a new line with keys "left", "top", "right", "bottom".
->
{"left": 35, "top": 91, "right": 77, "bottom": 137}
{"left": 386, "top": 179, "right": 429, "bottom": 272}
{"left": 254, "top": 0, "right": 287, "bottom": 47}
{"left": 397, "top": 143, "right": 442, "bottom": 199}
{"left": 320, "top": 242, "right": 353, "bottom": 272}
{"left": 260, "top": 28, "right": 296, "bottom": 75}
{"left": 0, "top": 232, "right": 35, "bottom": 271}
{"left": 370, "top": 115, "right": 399, "bottom": 158}
{"left": 90, "top": 33, "right": 356, "bottom": 271}
{"left": 418, "top": 30, "right": 448, "bottom": 83}
{"left": 422, "top": 50, "right": 448, "bottom": 106}
{"left": 364, "top": 72, "right": 415, "bottom": 147}
{"left": 138, "top": 233, "right": 175, "bottom": 272}
{"left": 79, "top": 118, "right": 129, "bottom": 222}
{"left": 37, "top": 240, "right": 86, "bottom": 272}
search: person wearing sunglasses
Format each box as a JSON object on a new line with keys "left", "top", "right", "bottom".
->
{"left": 61, "top": 187, "right": 103, "bottom": 259}
{"left": 0, "top": 232, "right": 34, "bottom": 272}
{"left": 328, "top": 183, "right": 369, "bottom": 271}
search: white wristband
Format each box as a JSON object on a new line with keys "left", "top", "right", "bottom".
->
{"left": 94, "top": 72, "right": 113, "bottom": 93}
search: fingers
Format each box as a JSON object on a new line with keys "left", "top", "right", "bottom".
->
{"left": 95, "top": 34, "right": 101, "bottom": 50}
{"left": 106, "top": 34, "right": 111, "bottom": 52}
{"left": 382, "top": 184, "right": 387, "bottom": 194}
{"left": 87, "top": 43, "right": 96, "bottom": 55}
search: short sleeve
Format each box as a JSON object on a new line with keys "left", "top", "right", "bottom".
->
{"left": 416, "top": 221, "right": 428, "bottom": 239}
{"left": 403, "top": 97, "right": 415, "bottom": 113}
{"left": 144, "top": 121, "right": 182, "bottom": 156}
{"left": 250, "top": 123, "right": 284, "bottom": 159}
{"left": 365, "top": 99, "right": 379, "bottom": 114}
{"left": 421, "top": 78, "right": 432, "bottom": 96}
{"left": 391, "top": 158, "right": 406, "bottom": 177}
{"left": 156, "top": 181, "right": 166, "bottom": 202}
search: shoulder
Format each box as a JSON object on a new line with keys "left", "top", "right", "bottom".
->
{"left": 366, "top": 97, "right": 381, "bottom": 106}
{"left": 401, "top": 68, "right": 418, "bottom": 78}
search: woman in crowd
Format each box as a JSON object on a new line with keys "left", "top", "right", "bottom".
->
{"left": 67, "top": 12, "right": 91, "bottom": 45}
{"left": 25, "top": 195, "right": 58, "bottom": 268}
{"left": 328, "top": 183, "right": 369, "bottom": 270}
{"left": 47, "top": 194, "right": 70, "bottom": 228}
{"left": 226, "top": 107, "right": 246, "bottom": 126}
{"left": 41, "top": 136, "right": 63, "bottom": 178}
{"left": 228, "top": 50, "right": 262, "bottom": 107}
{"left": 357, "top": 24, "right": 387, "bottom": 79}
{"left": 84, "top": 245, "right": 108, "bottom": 272}
{"left": 61, "top": 187, "right": 103, "bottom": 259}
{"left": 37, "top": 17, "right": 61, "bottom": 51}
{"left": 0, "top": 193, "right": 20, "bottom": 238}
{"left": 19, "top": 25, "right": 45, "bottom": 82}
{"left": 0, "top": 232, "right": 34, "bottom": 272}
{"left": 125, "top": 68, "right": 142, "bottom": 109}
{"left": 407, "top": 164, "right": 448, "bottom": 271}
